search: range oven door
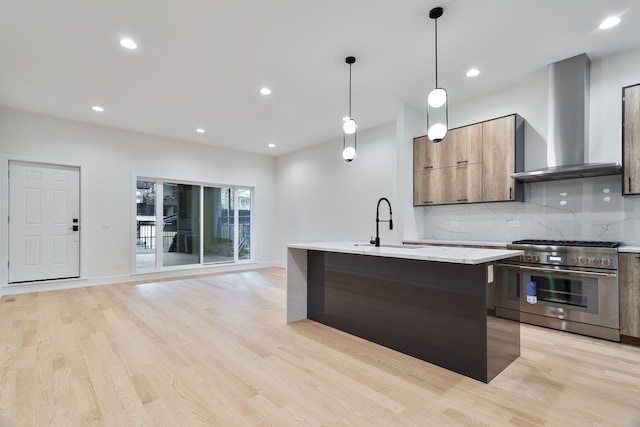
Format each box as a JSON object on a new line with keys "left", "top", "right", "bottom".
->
{"left": 518, "top": 265, "right": 619, "bottom": 329}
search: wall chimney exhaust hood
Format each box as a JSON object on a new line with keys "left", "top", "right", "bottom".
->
{"left": 511, "top": 54, "right": 621, "bottom": 183}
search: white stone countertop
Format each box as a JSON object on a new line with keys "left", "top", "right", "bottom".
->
{"left": 619, "top": 246, "right": 640, "bottom": 253}
{"left": 403, "top": 239, "right": 510, "bottom": 248}
{"left": 288, "top": 242, "right": 523, "bottom": 265}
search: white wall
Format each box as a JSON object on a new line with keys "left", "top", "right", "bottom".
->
{"left": 448, "top": 67, "right": 549, "bottom": 171}
{"left": 590, "top": 46, "right": 640, "bottom": 162}
{"left": 396, "top": 104, "right": 426, "bottom": 241}
{"left": 420, "top": 46, "right": 640, "bottom": 245}
{"left": 275, "top": 122, "right": 399, "bottom": 264}
{"left": 4, "top": 46, "right": 640, "bottom": 290}
{"left": 274, "top": 47, "right": 640, "bottom": 257}
{"left": 450, "top": 46, "right": 640, "bottom": 170}
{"left": 0, "top": 108, "right": 278, "bottom": 292}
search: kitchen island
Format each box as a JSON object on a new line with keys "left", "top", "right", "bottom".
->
{"left": 287, "top": 242, "right": 523, "bottom": 383}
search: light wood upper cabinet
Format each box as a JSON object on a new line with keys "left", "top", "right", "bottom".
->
{"left": 620, "top": 252, "right": 640, "bottom": 338}
{"left": 414, "top": 124, "right": 482, "bottom": 171}
{"left": 413, "top": 114, "right": 523, "bottom": 206}
{"left": 482, "top": 115, "right": 517, "bottom": 201}
{"left": 623, "top": 84, "right": 640, "bottom": 195}
{"left": 414, "top": 163, "right": 482, "bottom": 206}
{"left": 452, "top": 162, "right": 482, "bottom": 203}
{"left": 414, "top": 169, "right": 449, "bottom": 205}
{"left": 414, "top": 136, "right": 436, "bottom": 172}
{"left": 446, "top": 124, "right": 483, "bottom": 167}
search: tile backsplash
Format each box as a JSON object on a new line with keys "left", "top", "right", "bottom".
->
{"left": 422, "top": 175, "right": 640, "bottom": 245}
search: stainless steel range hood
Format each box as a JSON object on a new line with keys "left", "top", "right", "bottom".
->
{"left": 511, "top": 54, "right": 621, "bottom": 183}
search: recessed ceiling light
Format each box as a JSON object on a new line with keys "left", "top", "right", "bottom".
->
{"left": 260, "top": 87, "right": 271, "bottom": 95}
{"left": 466, "top": 68, "right": 480, "bottom": 77}
{"left": 92, "top": 105, "right": 104, "bottom": 112}
{"left": 599, "top": 16, "right": 621, "bottom": 29}
{"left": 196, "top": 128, "right": 205, "bottom": 134}
{"left": 268, "top": 143, "right": 276, "bottom": 148}
{"left": 120, "top": 38, "right": 138, "bottom": 49}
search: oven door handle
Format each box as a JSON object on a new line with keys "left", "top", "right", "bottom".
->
{"left": 496, "top": 263, "right": 520, "bottom": 268}
{"left": 517, "top": 265, "right": 617, "bottom": 278}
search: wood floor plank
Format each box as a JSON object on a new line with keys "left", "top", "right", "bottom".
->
{"left": 1, "top": 267, "right": 640, "bottom": 426}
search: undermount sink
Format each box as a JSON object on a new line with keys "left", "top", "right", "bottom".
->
{"left": 353, "top": 243, "right": 422, "bottom": 249}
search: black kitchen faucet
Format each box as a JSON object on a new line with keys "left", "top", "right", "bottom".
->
{"left": 374, "top": 197, "right": 393, "bottom": 247}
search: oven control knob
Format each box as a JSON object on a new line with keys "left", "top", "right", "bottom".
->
{"left": 603, "top": 258, "right": 613, "bottom": 267}
{"left": 592, "top": 258, "right": 603, "bottom": 265}
{"left": 579, "top": 257, "right": 589, "bottom": 264}
{"left": 533, "top": 255, "right": 540, "bottom": 262}
{"left": 570, "top": 257, "right": 579, "bottom": 264}
{"left": 525, "top": 255, "right": 533, "bottom": 262}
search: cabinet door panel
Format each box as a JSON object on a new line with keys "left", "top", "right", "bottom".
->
{"left": 415, "top": 136, "right": 453, "bottom": 170}
{"left": 620, "top": 253, "right": 640, "bottom": 338}
{"left": 482, "top": 115, "right": 516, "bottom": 201}
{"left": 414, "top": 164, "right": 481, "bottom": 206}
{"left": 624, "top": 85, "right": 640, "bottom": 195}
{"left": 414, "top": 169, "right": 453, "bottom": 205}
{"left": 415, "top": 124, "right": 482, "bottom": 171}
{"left": 415, "top": 136, "right": 435, "bottom": 172}
{"left": 447, "top": 124, "right": 483, "bottom": 167}
{"left": 453, "top": 163, "right": 483, "bottom": 203}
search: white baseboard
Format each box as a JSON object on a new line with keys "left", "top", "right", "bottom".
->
{"left": 0, "top": 261, "right": 281, "bottom": 296}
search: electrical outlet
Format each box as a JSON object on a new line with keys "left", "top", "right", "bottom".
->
{"left": 450, "top": 221, "right": 460, "bottom": 228}
{"left": 508, "top": 220, "right": 520, "bottom": 228}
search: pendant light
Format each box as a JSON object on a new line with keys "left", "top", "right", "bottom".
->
{"left": 427, "top": 7, "right": 448, "bottom": 143}
{"left": 342, "top": 56, "right": 357, "bottom": 161}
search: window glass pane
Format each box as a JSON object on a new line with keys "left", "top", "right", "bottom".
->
{"left": 238, "top": 188, "right": 252, "bottom": 260}
{"left": 203, "top": 187, "right": 233, "bottom": 263}
{"left": 136, "top": 180, "right": 157, "bottom": 270}
{"left": 163, "top": 183, "right": 201, "bottom": 267}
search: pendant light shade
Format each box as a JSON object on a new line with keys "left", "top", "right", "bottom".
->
{"left": 343, "top": 118, "right": 357, "bottom": 135}
{"left": 427, "top": 88, "right": 447, "bottom": 108}
{"left": 342, "top": 56, "right": 357, "bottom": 162}
{"left": 427, "top": 7, "right": 448, "bottom": 143}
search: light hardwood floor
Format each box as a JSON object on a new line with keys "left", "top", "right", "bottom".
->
{"left": 0, "top": 267, "right": 639, "bottom": 426}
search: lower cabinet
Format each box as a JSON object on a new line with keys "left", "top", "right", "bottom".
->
{"left": 620, "top": 252, "right": 640, "bottom": 339}
{"left": 414, "top": 163, "right": 482, "bottom": 205}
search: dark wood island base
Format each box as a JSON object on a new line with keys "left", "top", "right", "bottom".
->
{"left": 307, "top": 251, "right": 520, "bottom": 383}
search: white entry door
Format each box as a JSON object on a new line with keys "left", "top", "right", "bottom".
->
{"left": 9, "top": 161, "right": 80, "bottom": 283}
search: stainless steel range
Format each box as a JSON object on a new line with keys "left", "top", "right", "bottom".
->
{"left": 495, "top": 239, "right": 622, "bottom": 341}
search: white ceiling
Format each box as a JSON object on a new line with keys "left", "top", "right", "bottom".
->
{"left": 2, "top": 0, "right": 640, "bottom": 156}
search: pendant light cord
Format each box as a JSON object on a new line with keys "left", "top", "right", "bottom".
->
{"left": 434, "top": 18, "right": 438, "bottom": 88}
{"left": 348, "top": 62, "right": 352, "bottom": 118}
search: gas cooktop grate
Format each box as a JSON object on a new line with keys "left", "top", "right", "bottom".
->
{"left": 511, "top": 239, "right": 622, "bottom": 248}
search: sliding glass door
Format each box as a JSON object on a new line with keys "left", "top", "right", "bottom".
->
{"left": 136, "top": 180, "right": 157, "bottom": 270}
{"left": 163, "top": 183, "right": 201, "bottom": 267}
{"left": 203, "top": 187, "right": 233, "bottom": 263}
{"left": 237, "top": 188, "right": 252, "bottom": 260}
{"left": 135, "top": 178, "right": 252, "bottom": 272}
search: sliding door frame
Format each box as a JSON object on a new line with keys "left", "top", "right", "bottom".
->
{"left": 132, "top": 174, "right": 254, "bottom": 274}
